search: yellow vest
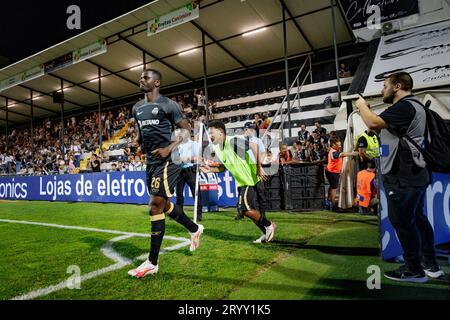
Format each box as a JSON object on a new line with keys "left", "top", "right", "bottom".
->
{"left": 354, "top": 132, "right": 380, "bottom": 159}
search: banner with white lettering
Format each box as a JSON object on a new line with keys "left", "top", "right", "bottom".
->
{"left": 0, "top": 171, "right": 238, "bottom": 207}
{"left": 364, "top": 20, "right": 450, "bottom": 95}
{"left": 340, "top": 0, "right": 419, "bottom": 30}
{"left": 147, "top": 1, "right": 199, "bottom": 36}
{"left": 0, "top": 40, "right": 106, "bottom": 93}
{"left": 380, "top": 173, "right": 450, "bottom": 260}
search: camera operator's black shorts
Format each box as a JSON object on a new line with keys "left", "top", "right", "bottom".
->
{"left": 146, "top": 161, "right": 182, "bottom": 198}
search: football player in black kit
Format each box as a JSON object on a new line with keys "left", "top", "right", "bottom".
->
{"left": 128, "top": 69, "right": 204, "bottom": 278}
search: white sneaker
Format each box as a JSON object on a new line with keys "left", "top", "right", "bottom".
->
{"left": 253, "top": 234, "right": 266, "bottom": 244}
{"left": 190, "top": 224, "right": 204, "bottom": 251}
{"left": 265, "top": 222, "right": 276, "bottom": 242}
{"left": 128, "top": 259, "right": 158, "bottom": 278}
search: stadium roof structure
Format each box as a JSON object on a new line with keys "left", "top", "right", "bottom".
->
{"left": 0, "top": 0, "right": 354, "bottom": 128}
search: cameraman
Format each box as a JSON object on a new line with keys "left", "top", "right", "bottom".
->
{"left": 355, "top": 72, "right": 443, "bottom": 283}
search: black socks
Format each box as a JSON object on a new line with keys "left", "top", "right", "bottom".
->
{"left": 167, "top": 203, "right": 199, "bottom": 233}
{"left": 148, "top": 213, "right": 165, "bottom": 265}
{"left": 255, "top": 215, "right": 271, "bottom": 233}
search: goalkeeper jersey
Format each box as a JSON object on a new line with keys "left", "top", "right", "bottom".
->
{"left": 213, "top": 136, "right": 260, "bottom": 187}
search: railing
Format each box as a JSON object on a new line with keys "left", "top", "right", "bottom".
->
{"left": 262, "top": 54, "right": 313, "bottom": 148}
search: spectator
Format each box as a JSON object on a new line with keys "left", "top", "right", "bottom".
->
{"left": 192, "top": 89, "right": 198, "bottom": 112}
{"left": 183, "top": 92, "right": 192, "bottom": 107}
{"left": 278, "top": 143, "right": 293, "bottom": 165}
{"left": 90, "top": 154, "right": 101, "bottom": 172}
{"left": 262, "top": 150, "right": 276, "bottom": 165}
{"left": 308, "top": 131, "right": 324, "bottom": 146}
{"left": 197, "top": 89, "right": 206, "bottom": 115}
{"left": 71, "top": 140, "right": 82, "bottom": 168}
{"left": 111, "top": 163, "right": 120, "bottom": 172}
{"left": 325, "top": 137, "right": 358, "bottom": 211}
{"left": 310, "top": 142, "right": 326, "bottom": 163}
{"left": 297, "top": 124, "right": 309, "bottom": 143}
{"left": 338, "top": 63, "right": 352, "bottom": 78}
{"left": 313, "top": 120, "right": 327, "bottom": 138}
{"left": 253, "top": 113, "right": 262, "bottom": 128}
{"left": 260, "top": 112, "right": 271, "bottom": 129}
{"left": 243, "top": 122, "right": 266, "bottom": 163}
{"left": 298, "top": 142, "right": 310, "bottom": 162}
{"left": 68, "top": 157, "right": 76, "bottom": 173}
{"left": 208, "top": 100, "right": 216, "bottom": 120}
{"left": 356, "top": 160, "right": 378, "bottom": 215}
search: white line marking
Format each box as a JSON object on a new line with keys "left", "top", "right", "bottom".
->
{"left": 1, "top": 219, "right": 191, "bottom": 300}
{"left": 0, "top": 218, "right": 188, "bottom": 242}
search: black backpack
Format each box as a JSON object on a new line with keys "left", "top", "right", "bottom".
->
{"left": 404, "top": 99, "right": 450, "bottom": 173}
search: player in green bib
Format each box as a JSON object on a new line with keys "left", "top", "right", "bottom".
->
{"left": 201, "top": 120, "right": 276, "bottom": 243}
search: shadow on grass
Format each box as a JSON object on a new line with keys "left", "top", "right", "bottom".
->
{"left": 205, "top": 228, "right": 258, "bottom": 243}
{"left": 305, "top": 277, "right": 450, "bottom": 300}
{"left": 334, "top": 218, "right": 379, "bottom": 227}
{"left": 274, "top": 240, "right": 379, "bottom": 257}
{"left": 160, "top": 271, "right": 307, "bottom": 297}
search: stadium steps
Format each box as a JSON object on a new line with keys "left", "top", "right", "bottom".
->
{"left": 78, "top": 121, "right": 132, "bottom": 170}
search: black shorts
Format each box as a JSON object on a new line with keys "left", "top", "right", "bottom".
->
{"left": 238, "top": 183, "right": 259, "bottom": 212}
{"left": 325, "top": 170, "right": 340, "bottom": 189}
{"left": 146, "top": 161, "right": 182, "bottom": 198}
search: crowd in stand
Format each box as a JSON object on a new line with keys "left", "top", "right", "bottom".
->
{"left": 262, "top": 121, "right": 330, "bottom": 165}
{"left": 0, "top": 106, "right": 133, "bottom": 175}
{"left": 171, "top": 89, "right": 216, "bottom": 126}
{"left": 1, "top": 84, "right": 337, "bottom": 178}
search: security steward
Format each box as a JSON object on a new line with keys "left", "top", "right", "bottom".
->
{"left": 354, "top": 129, "right": 380, "bottom": 170}
{"left": 356, "top": 161, "right": 378, "bottom": 215}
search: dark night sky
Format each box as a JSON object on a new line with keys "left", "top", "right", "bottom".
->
{"left": 0, "top": 1, "right": 156, "bottom": 66}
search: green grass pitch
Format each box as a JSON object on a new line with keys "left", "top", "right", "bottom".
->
{"left": 0, "top": 201, "right": 449, "bottom": 300}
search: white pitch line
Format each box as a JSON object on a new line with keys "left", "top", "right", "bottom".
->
{"left": 0, "top": 218, "right": 189, "bottom": 242}
{"left": 2, "top": 219, "right": 192, "bottom": 300}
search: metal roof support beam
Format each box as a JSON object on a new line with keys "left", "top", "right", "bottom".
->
{"left": 331, "top": 0, "right": 342, "bottom": 106}
{"left": 142, "top": 51, "right": 146, "bottom": 72}
{"left": 5, "top": 97, "right": 8, "bottom": 150}
{"left": 190, "top": 21, "right": 248, "bottom": 70}
{"left": 279, "top": 0, "right": 316, "bottom": 54}
{"left": 48, "top": 74, "right": 116, "bottom": 101}
{"left": 201, "top": 31, "right": 209, "bottom": 125}
{"left": 86, "top": 59, "right": 138, "bottom": 88}
{"left": 0, "top": 117, "right": 19, "bottom": 125}
{"left": 18, "top": 84, "right": 83, "bottom": 109}
{"left": 30, "top": 89, "right": 35, "bottom": 163}
{"left": 282, "top": 6, "right": 291, "bottom": 139}
{"left": 0, "top": 107, "right": 30, "bottom": 118}
{"left": 119, "top": 35, "right": 194, "bottom": 82}
{"left": 60, "top": 78, "right": 65, "bottom": 155}
{"left": 98, "top": 67, "right": 103, "bottom": 148}
{"left": 0, "top": 97, "right": 33, "bottom": 118}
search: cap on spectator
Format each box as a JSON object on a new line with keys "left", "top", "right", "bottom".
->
{"left": 244, "top": 122, "right": 256, "bottom": 129}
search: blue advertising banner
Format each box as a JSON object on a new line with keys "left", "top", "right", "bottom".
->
{"left": 0, "top": 171, "right": 239, "bottom": 207}
{"left": 380, "top": 173, "right": 450, "bottom": 260}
